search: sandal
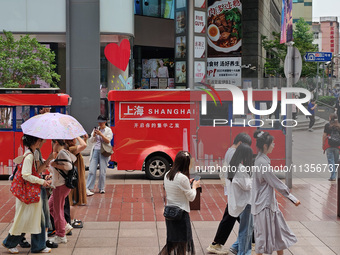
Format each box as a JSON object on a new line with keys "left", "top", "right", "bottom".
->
{"left": 72, "top": 219, "right": 83, "bottom": 228}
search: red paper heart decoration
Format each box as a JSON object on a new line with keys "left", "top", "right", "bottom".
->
{"left": 104, "top": 39, "right": 131, "bottom": 71}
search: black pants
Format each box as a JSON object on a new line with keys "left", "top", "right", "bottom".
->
{"left": 309, "top": 115, "right": 315, "bottom": 129}
{"left": 292, "top": 112, "right": 297, "bottom": 120}
{"left": 213, "top": 204, "right": 239, "bottom": 245}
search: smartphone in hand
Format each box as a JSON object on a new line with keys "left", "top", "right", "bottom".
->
{"left": 194, "top": 175, "right": 201, "bottom": 181}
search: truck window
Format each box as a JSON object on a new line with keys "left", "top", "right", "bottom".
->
{"left": 16, "top": 106, "right": 30, "bottom": 130}
{"left": 0, "top": 107, "right": 13, "bottom": 129}
{"left": 200, "top": 101, "right": 229, "bottom": 126}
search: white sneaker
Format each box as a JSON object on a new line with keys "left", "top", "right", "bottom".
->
{"left": 49, "top": 235, "right": 67, "bottom": 244}
{"left": 100, "top": 189, "right": 105, "bottom": 194}
{"left": 2, "top": 243, "right": 19, "bottom": 254}
{"left": 206, "top": 243, "right": 229, "bottom": 254}
{"left": 40, "top": 247, "right": 52, "bottom": 253}
{"left": 65, "top": 223, "right": 73, "bottom": 235}
{"left": 86, "top": 189, "right": 94, "bottom": 196}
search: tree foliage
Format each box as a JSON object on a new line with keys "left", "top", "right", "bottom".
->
{"left": 0, "top": 31, "right": 60, "bottom": 88}
{"left": 262, "top": 18, "right": 318, "bottom": 80}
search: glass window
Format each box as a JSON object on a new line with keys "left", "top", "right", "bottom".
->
{"left": 135, "top": 0, "right": 175, "bottom": 19}
{"left": 16, "top": 106, "right": 31, "bottom": 130}
{"left": 110, "top": 102, "right": 115, "bottom": 127}
{"left": 0, "top": 107, "right": 13, "bottom": 129}
{"left": 304, "top": 2, "right": 312, "bottom": 6}
{"left": 100, "top": 98, "right": 108, "bottom": 120}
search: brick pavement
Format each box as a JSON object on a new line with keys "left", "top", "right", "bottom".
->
{"left": 1, "top": 176, "right": 340, "bottom": 254}
{"left": 1, "top": 128, "right": 340, "bottom": 254}
{"left": 1, "top": 180, "right": 338, "bottom": 224}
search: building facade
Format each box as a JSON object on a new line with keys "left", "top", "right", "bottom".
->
{"left": 313, "top": 17, "right": 340, "bottom": 78}
{"left": 292, "top": 0, "right": 312, "bottom": 25}
{"left": 0, "top": 0, "right": 282, "bottom": 131}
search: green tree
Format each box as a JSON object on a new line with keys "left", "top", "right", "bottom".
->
{"left": 0, "top": 31, "right": 60, "bottom": 88}
{"left": 262, "top": 18, "right": 318, "bottom": 80}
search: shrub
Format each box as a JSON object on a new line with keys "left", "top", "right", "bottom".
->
{"left": 317, "top": 96, "right": 336, "bottom": 107}
{"left": 0, "top": 30, "right": 60, "bottom": 88}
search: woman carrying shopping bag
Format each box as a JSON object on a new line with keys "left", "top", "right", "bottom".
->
{"left": 2, "top": 134, "right": 52, "bottom": 254}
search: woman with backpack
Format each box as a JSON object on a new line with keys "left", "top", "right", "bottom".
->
{"left": 48, "top": 140, "right": 76, "bottom": 244}
{"left": 65, "top": 136, "right": 88, "bottom": 227}
{"left": 2, "top": 135, "right": 52, "bottom": 254}
{"left": 322, "top": 113, "right": 340, "bottom": 181}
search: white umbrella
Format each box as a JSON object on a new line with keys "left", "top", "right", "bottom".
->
{"left": 21, "top": 113, "right": 87, "bottom": 139}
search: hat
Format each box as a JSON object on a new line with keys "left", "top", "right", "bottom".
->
{"left": 97, "top": 115, "right": 107, "bottom": 123}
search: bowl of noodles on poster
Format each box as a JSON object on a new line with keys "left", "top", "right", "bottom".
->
{"left": 207, "top": 0, "right": 242, "bottom": 54}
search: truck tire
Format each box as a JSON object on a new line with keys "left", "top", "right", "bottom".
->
{"left": 145, "top": 156, "right": 170, "bottom": 180}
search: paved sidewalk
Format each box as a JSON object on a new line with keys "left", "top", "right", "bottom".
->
{"left": 1, "top": 128, "right": 340, "bottom": 254}
{"left": 1, "top": 177, "right": 340, "bottom": 254}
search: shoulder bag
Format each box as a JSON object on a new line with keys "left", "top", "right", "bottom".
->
{"left": 10, "top": 153, "right": 41, "bottom": 204}
{"left": 163, "top": 205, "right": 184, "bottom": 221}
{"left": 101, "top": 142, "right": 113, "bottom": 157}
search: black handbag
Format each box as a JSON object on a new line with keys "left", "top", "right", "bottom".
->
{"left": 163, "top": 205, "right": 184, "bottom": 221}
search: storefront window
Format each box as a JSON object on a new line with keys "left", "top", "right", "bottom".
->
{"left": 100, "top": 35, "right": 134, "bottom": 92}
{"left": 135, "top": 0, "right": 175, "bottom": 19}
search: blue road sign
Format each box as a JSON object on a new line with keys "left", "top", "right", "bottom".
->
{"left": 304, "top": 52, "right": 332, "bottom": 62}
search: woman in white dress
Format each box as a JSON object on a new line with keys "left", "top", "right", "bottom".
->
{"left": 252, "top": 130, "right": 300, "bottom": 255}
{"left": 2, "top": 134, "right": 52, "bottom": 254}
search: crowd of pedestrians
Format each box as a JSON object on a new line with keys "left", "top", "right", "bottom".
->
{"left": 2, "top": 114, "right": 112, "bottom": 254}
{"left": 158, "top": 131, "right": 301, "bottom": 255}
{"left": 2, "top": 109, "right": 307, "bottom": 255}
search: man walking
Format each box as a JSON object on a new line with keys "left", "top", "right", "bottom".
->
{"left": 308, "top": 99, "right": 317, "bottom": 132}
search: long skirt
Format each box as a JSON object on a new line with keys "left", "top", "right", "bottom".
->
{"left": 159, "top": 211, "right": 195, "bottom": 255}
{"left": 254, "top": 208, "right": 297, "bottom": 254}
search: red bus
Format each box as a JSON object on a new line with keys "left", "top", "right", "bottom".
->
{"left": 0, "top": 91, "right": 70, "bottom": 177}
{"left": 107, "top": 89, "right": 286, "bottom": 180}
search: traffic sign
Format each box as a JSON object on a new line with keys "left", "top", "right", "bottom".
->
{"left": 284, "top": 46, "right": 302, "bottom": 85}
{"left": 304, "top": 52, "right": 332, "bottom": 62}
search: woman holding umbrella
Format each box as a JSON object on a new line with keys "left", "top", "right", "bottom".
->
{"left": 2, "top": 134, "right": 52, "bottom": 254}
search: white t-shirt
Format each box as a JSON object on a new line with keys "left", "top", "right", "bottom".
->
{"left": 50, "top": 149, "right": 76, "bottom": 187}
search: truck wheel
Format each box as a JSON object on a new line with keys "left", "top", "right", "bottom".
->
{"left": 145, "top": 156, "right": 170, "bottom": 180}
